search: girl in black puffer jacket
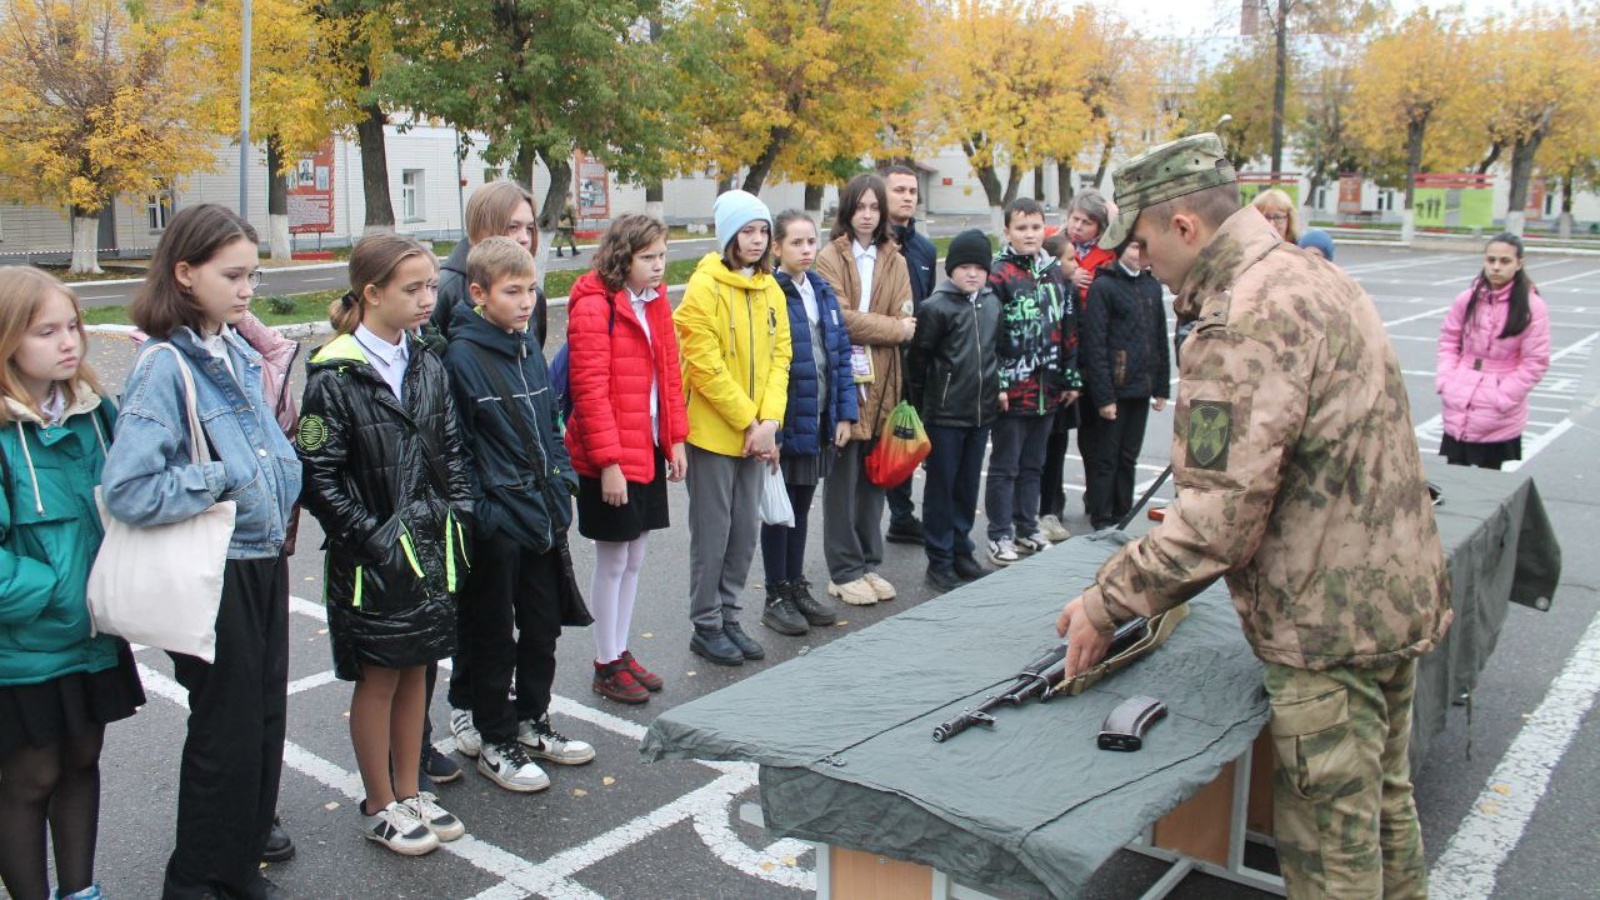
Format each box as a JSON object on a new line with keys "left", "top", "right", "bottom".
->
{"left": 299, "top": 235, "right": 474, "bottom": 856}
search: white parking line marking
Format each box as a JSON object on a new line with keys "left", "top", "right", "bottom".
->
{"left": 1430, "top": 609, "right": 1600, "bottom": 898}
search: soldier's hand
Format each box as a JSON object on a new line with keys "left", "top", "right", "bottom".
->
{"left": 1056, "top": 596, "right": 1113, "bottom": 679}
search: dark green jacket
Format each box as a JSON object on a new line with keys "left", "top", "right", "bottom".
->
{"left": 0, "top": 389, "right": 126, "bottom": 687}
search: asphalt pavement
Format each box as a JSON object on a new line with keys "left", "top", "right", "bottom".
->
{"left": 27, "top": 244, "right": 1600, "bottom": 899}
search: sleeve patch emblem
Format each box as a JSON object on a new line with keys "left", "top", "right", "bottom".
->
{"left": 1187, "top": 400, "right": 1232, "bottom": 470}
{"left": 296, "top": 414, "right": 328, "bottom": 452}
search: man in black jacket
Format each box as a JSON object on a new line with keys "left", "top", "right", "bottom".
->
{"left": 883, "top": 165, "right": 938, "bottom": 544}
{"left": 906, "top": 229, "right": 1000, "bottom": 591}
{"left": 1076, "top": 241, "right": 1170, "bottom": 530}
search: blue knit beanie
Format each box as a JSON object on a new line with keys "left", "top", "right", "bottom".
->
{"left": 1297, "top": 228, "right": 1335, "bottom": 261}
{"left": 713, "top": 190, "right": 773, "bottom": 254}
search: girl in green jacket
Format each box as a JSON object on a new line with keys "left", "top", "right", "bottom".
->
{"left": 0, "top": 267, "right": 143, "bottom": 900}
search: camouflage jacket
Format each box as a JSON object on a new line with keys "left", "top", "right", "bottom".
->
{"left": 1082, "top": 208, "right": 1451, "bottom": 670}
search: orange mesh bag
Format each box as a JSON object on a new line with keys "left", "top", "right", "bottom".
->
{"left": 865, "top": 402, "right": 932, "bottom": 488}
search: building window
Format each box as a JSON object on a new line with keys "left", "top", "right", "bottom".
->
{"left": 1315, "top": 187, "right": 1328, "bottom": 210}
{"left": 147, "top": 187, "right": 174, "bottom": 232}
{"left": 401, "top": 170, "right": 425, "bottom": 221}
{"left": 1377, "top": 190, "right": 1395, "bottom": 212}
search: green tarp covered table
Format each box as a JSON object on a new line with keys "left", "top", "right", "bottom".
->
{"left": 641, "top": 462, "right": 1559, "bottom": 898}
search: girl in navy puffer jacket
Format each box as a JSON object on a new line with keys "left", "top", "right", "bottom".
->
{"left": 759, "top": 211, "right": 858, "bottom": 636}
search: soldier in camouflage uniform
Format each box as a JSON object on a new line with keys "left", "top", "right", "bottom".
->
{"left": 1055, "top": 134, "right": 1452, "bottom": 899}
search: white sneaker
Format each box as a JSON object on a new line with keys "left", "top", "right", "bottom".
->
{"left": 478, "top": 740, "right": 551, "bottom": 792}
{"left": 988, "top": 539, "right": 1019, "bottom": 566}
{"left": 404, "top": 790, "right": 466, "bottom": 842}
{"left": 1016, "top": 533, "right": 1052, "bottom": 554}
{"left": 360, "top": 799, "right": 439, "bottom": 856}
{"left": 827, "top": 578, "right": 878, "bottom": 606}
{"left": 518, "top": 715, "right": 596, "bottom": 765}
{"left": 449, "top": 707, "right": 481, "bottom": 758}
{"left": 1039, "top": 515, "right": 1072, "bottom": 542}
{"left": 862, "top": 572, "right": 897, "bottom": 601}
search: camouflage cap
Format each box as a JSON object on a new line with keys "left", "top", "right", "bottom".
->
{"left": 1100, "top": 133, "right": 1237, "bottom": 249}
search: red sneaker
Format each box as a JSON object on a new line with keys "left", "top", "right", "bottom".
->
{"left": 592, "top": 660, "right": 649, "bottom": 705}
{"left": 619, "top": 650, "right": 664, "bottom": 692}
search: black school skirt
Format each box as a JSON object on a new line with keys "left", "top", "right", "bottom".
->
{"left": 577, "top": 451, "right": 670, "bottom": 542}
{"left": 0, "top": 642, "right": 145, "bottom": 756}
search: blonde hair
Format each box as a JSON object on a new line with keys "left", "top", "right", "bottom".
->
{"left": 330, "top": 234, "right": 435, "bottom": 335}
{"left": 1251, "top": 188, "right": 1300, "bottom": 243}
{"left": 466, "top": 181, "right": 540, "bottom": 256}
{"left": 0, "top": 267, "right": 101, "bottom": 423}
{"left": 467, "top": 236, "right": 535, "bottom": 291}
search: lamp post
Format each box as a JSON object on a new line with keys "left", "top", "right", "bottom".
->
{"left": 239, "top": 0, "right": 252, "bottom": 217}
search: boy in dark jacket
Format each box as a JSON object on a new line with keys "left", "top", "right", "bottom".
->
{"left": 1077, "top": 241, "right": 1170, "bottom": 530}
{"left": 984, "top": 198, "right": 1081, "bottom": 567}
{"left": 907, "top": 229, "right": 1001, "bottom": 591}
{"left": 443, "top": 238, "right": 594, "bottom": 794}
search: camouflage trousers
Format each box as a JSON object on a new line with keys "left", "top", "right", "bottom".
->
{"left": 1264, "top": 658, "right": 1426, "bottom": 900}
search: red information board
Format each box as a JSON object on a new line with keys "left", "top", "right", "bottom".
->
{"left": 574, "top": 151, "right": 610, "bottom": 220}
{"left": 288, "top": 140, "right": 335, "bottom": 234}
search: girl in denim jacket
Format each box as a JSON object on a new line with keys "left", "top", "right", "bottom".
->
{"left": 100, "top": 205, "right": 302, "bottom": 900}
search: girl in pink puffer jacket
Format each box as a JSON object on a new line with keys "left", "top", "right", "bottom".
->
{"left": 1436, "top": 232, "right": 1550, "bottom": 469}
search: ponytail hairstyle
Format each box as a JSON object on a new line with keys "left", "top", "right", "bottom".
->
{"left": 593, "top": 214, "right": 667, "bottom": 293}
{"left": 331, "top": 234, "right": 434, "bottom": 335}
{"left": 773, "top": 208, "right": 815, "bottom": 245}
{"left": 0, "top": 267, "right": 102, "bottom": 423}
{"left": 1464, "top": 232, "right": 1533, "bottom": 340}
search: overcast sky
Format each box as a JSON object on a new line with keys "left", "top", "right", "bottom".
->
{"left": 1117, "top": 0, "right": 1578, "bottom": 38}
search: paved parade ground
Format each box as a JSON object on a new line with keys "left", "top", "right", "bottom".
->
{"left": 34, "top": 244, "right": 1600, "bottom": 899}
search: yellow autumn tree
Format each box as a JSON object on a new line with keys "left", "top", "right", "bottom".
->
{"left": 1347, "top": 8, "right": 1468, "bottom": 213}
{"left": 1441, "top": 12, "right": 1600, "bottom": 230}
{"left": 0, "top": 0, "right": 226, "bottom": 272}
{"left": 669, "top": 0, "right": 921, "bottom": 196}
{"left": 929, "top": 0, "right": 1093, "bottom": 229}
{"left": 193, "top": 0, "right": 364, "bottom": 256}
{"left": 1070, "top": 8, "right": 1168, "bottom": 196}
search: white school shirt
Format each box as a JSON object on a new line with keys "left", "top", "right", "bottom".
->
{"left": 851, "top": 240, "right": 877, "bottom": 312}
{"left": 628, "top": 286, "right": 660, "bottom": 445}
{"left": 353, "top": 323, "right": 410, "bottom": 403}
{"left": 795, "top": 272, "right": 820, "bottom": 324}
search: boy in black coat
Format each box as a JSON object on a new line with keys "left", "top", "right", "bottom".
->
{"left": 906, "top": 229, "right": 1001, "bottom": 591}
{"left": 442, "top": 238, "right": 594, "bottom": 793}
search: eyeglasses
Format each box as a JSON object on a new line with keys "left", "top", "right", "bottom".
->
{"left": 1262, "top": 212, "right": 1289, "bottom": 223}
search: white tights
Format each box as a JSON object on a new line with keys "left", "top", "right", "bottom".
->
{"left": 590, "top": 534, "right": 650, "bottom": 664}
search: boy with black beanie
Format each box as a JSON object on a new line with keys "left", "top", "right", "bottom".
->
{"left": 906, "top": 229, "right": 1001, "bottom": 591}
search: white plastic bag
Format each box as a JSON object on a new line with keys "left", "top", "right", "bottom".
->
{"left": 759, "top": 464, "right": 794, "bottom": 527}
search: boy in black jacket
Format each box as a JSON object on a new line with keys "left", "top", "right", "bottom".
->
{"left": 443, "top": 237, "right": 594, "bottom": 793}
{"left": 906, "top": 229, "right": 1000, "bottom": 591}
{"left": 1077, "top": 241, "right": 1170, "bottom": 530}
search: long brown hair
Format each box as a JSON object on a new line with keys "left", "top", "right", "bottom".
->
{"left": 131, "top": 204, "right": 258, "bottom": 338}
{"left": 330, "top": 234, "right": 435, "bottom": 335}
{"left": 0, "top": 267, "right": 101, "bottom": 423}
{"left": 831, "top": 174, "right": 890, "bottom": 247}
{"left": 593, "top": 214, "right": 667, "bottom": 292}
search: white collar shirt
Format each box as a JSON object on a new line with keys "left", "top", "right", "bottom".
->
{"left": 628, "top": 286, "right": 660, "bottom": 444}
{"left": 851, "top": 240, "right": 877, "bottom": 312}
{"left": 354, "top": 324, "right": 410, "bottom": 403}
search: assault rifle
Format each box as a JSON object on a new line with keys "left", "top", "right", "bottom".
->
{"left": 931, "top": 617, "right": 1151, "bottom": 743}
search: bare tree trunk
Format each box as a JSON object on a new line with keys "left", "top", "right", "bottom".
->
{"left": 1033, "top": 164, "right": 1045, "bottom": 202}
{"left": 741, "top": 127, "right": 790, "bottom": 196}
{"left": 535, "top": 146, "right": 572, "bottom": 287}
{"left": 1001, "top": 166, "right": 1024, "bottom": 207}
{"left": 355, "top": 91, "right": 395, "bottom": 233}
{"left": 69, "top": 209, "right": 102, "bottom": 275}
{"left": 266, "top": 136, "right": 292, "bottom": 259}
{"left": 1270, "top": 0, "right": 1288, "bottom": 174}
{"left": 804, "top": 182, "right": 825, "bottom": 224}
{"left": 1475, "top": 141, "right": 1503, "bottom": 175}
{"left": 1057, "top": 161, "right": 1073, "bottom": 206}
{"left": 1402, "top": 117, "right": 1427, "bottom": 212}
{"left": 1504, "top": 130, "right": 1545, "bottom": 237}
{"left": 1091, "top": 135, "right": 1116, "bottom": 191}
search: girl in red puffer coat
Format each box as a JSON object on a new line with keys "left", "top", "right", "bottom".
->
{"left": 565, "top": 215, "right": 688, "bottom": 704}
{"left": 1436, "top": 232, "right": 1550, "bottom": 470}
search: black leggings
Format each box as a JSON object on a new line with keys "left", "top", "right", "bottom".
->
{"left": 759, "top": 481, "right": 818, "bottom": 585}
{"left": 0, "top": 728, "right": 106, "bottom": 899}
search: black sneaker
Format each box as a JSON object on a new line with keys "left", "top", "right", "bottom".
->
{"left": 787, "top": 581, "right": 837, "bottom": 626}
{"left": 886, "top": 517, "right": 926, "bottom": 544}
{"left": 722, "top": 620, "right": 766, "bottom": 660}
{"left": 422, "top": 744, "right": 462, "bottom": 784}
{"left": 690, "top": 627, "right": 744, "bottom": 666}
{"left": 261, "top": 816, "right": 294, "bottom": 863}
{"left": 926, "top": 565, "right": 964, "bottom": 592}
{"left": 761, "top": 595, "right": 809, "bottom": 635}
{"left": 952, "top": 553, "right": 989, "bottom": 582}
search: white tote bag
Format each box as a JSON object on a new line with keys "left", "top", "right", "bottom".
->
{"left": 88, "top": 344, "right": 236, "bottom": 663}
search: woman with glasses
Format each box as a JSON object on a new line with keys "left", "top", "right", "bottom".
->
{"left": 1250, "top": 188, "right": 1300, "bottom": 244}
